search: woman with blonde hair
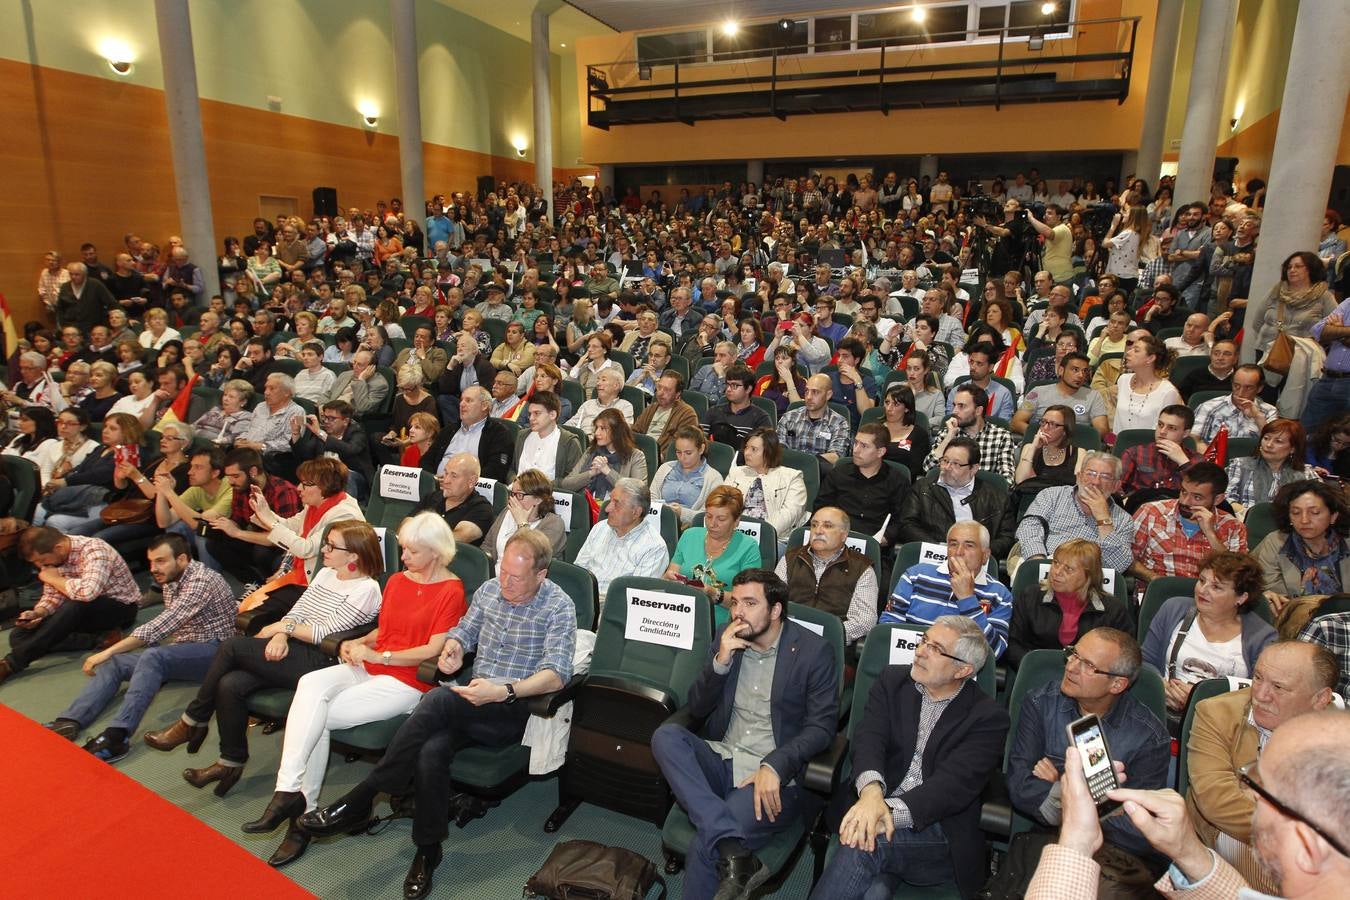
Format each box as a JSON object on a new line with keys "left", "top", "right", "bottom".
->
{"left": 244, "top": 513, "right": 466, "bottom": 866}
{"left": 398, "top": 412, "right": 440, "bottom": 468}
{"left": 1005, "top": 538, "right": 1132, "bottom": 668}
{"left": 146, "top": 520, "right": 384, "bottom": 799}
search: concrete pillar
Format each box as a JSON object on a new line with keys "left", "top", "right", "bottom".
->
{"left": 1241, "top": 0, "right": 1350, "bottom": 364}
{"left": 531, "top": 5, "right": 555, "bottom": 222}
{"left": 1135, "top": 0, "right": 1183, "bottom": 189}
{"left": 389, "top": 0, "right": 424, "bottom": 220}
{"left": 918, "top": 154, "right": 939, "bottom": 183}
{"left": 1173, "top": 0, "right": 1237, "bottom": 205}
{"left": 598, "top": 164, "right": 615, "bottom": 195}
{"left": 1119, "top": 151, "right": 1139, "bottom": 191}
{"left": 153, "top": 0, "right": 219, "bottom": 302}
{"left": 747, "top": 160, "right": 765, "bottom": 187}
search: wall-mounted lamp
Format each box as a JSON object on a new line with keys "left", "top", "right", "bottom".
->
{"left": 512, "top": 137, "right": 528, "bottom": 158}
{"left": 721, "top": 20, "right": 739, "bottom": 37}
{"left": 1028, "top": 33, "right": 1045, "bottom": 51}
{"left": 1040, "top": 1, "right": 1057, "bottom": 14}
{"left": 98, "top": 39, "right": 135, "bottom": 76}
{"left": 1231, "top": 100, "right": 1244, "bottom": 131}
{"left": 638, "top": 64, "right": 652, "bottom": 80}
{"left": 357, "top": 102, "right": 379, "bottom": 128}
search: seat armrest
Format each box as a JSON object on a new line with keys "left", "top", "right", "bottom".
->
{"left": 416, "top": 655, "right": 447, "bottom": 685}
{"left": 979, "top": 770, "right": 1013, "bottom": 837}
{"left": 661, "top": 705, "right": 706, "bottom": 733}
{"left": 804, "top": 732, "right": 849, "bottom": 795}
{"left": 583, "top": 673, "right": 677, "bottom": 711}
{"left": 319, "top": 621, "right": 378, "bottom": 658}
{"left": 236, "top": 606, "right": 283, "bottom": 636}
{"left": 525, "top": 673, "right": 587, "bottom": 717}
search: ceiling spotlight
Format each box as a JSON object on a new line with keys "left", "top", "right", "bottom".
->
{"left": 1041, "top": 1, "right": 1057, "bottom": 14}
{"left": 722, "top": 20, "right": 739, "bottom": 37}
{"left": 357, "top": 102, "right": 379, "bottom": 128}
{"left": 911, "top": 5, "right": 927, "bottom": 24}
{"left": 777, "top": 18, "right": 794, "bottom": 32}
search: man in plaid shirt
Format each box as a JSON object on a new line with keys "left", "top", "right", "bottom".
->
{"left": 0, "top": 529, "right": 140, "bottom": 685}
{"left": 1128, "top": 462, "right": 1247, "bottom": 587}
{"left": 1119, "top": 405, "right": 1200, "bottom": 497}
{"left": 204, "top": 447, "right": 301, "bottom": 585}
{"left": 1299, "top": 612, "right": 1350, "bottom": 701}
{"left": 44, "top": 534, "right": 237, "bottom": 763}
{"left": 777, "top": 374, "right": 852, "bottom": 465}
{"left": 923, "top": 383, "right": 1018, "bottom": 484}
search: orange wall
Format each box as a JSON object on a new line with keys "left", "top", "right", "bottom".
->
{"left": 0, "top": 58, "right": 589, "bottom": 327}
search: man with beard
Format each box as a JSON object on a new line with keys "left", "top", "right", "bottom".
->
{"left": 1129, "top": 462, "right": 1246, "bottom": 585}
{"left": 1012, "top": 352, "right": 1109, "bottom": 437}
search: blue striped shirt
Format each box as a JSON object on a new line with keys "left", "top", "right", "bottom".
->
{"left": 880, "top": 561, "right": 1013, "bottom": 659}
{"left": 448, "top": 578, "right": 577, "bottom": 683}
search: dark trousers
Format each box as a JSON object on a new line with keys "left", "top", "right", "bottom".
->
{"left": 6, "top": 595, "right": 138, "bottom": 670}
{"left": 204, "top": 532, "right": 283, "bottom": 585}
{"left": 183, "top": 635, "right": 331, "bottom": 764}
{"left": 357, "top": 686, "right": 528, "bottom": 846}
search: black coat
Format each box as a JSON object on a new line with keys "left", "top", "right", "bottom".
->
{"left": 1005, "top": 582, "right": 1135, "bottom": 670}
{"left": 420, "top": 416, "right": 514, "bottom": 482}
{"left": 898, "top": 473, "right": 1016, "bottom": 561}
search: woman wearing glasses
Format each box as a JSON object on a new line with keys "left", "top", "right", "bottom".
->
{"left": 144, "top": 520, "right": 384, "bottom": 798}
{"left": 481, "top": 469, "right": 566, "bottom": 567}
{"left": 1142, "top": 550, "right": 1276, "bottom": 722}
{"left": 246, "top": 513, "right": 466, "bottom": 867}
{"left": 1005, "top": 539, "right": 1132, "bottom": 669}
{"left": 1013, "top": 405, "right": 1085, "bottom": 496}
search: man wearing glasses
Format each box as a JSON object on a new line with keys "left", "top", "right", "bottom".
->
{"left": 1007, "top": 627, "right": 1170, "bottom": 865}
{"left": 294, "top": 399, "right": 372, "bottom": 503}
{"left": 810, "top": 616, "right": 1009, "bottom": 899}
{"left": 899, "top": 436, "right": 1017, "bottom": 561}
{"left": 1018, "top": 452, "right": 1136, "bottom": 573}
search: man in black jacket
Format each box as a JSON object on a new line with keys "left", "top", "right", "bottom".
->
{"left": 436, "top": 333, "right": 496, "bottom": 429}
{"left": 898, "top": 437, "right": 1016, "bottom": 561}
{"left": 810, "top": 615, "right": 1009, "bottom": 899}
{"left": 293, "top": 400, "right": 373, "bottom": 501}
{"left": 420, "top": 386, "right": 514, "bottom": 482}
{"left": 817, "top": 423, "right": 906, "bottom": 569}
{"left": 652, "top": 569, "right": 837, "bottom": 900}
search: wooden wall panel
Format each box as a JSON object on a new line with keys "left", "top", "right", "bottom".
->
{"left": 0, "top": 59, "right": 592, "bottom": 327}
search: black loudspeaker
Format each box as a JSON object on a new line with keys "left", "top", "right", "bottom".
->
{"left": 1213, "top": 157, "right": 1238, "bottom": 187}
{"left": 1329, "top": 166, "right": 1350, "bottom": 224}
{"left": 476, "top": 175, "right": 495, "bottom": 202}
{"left": 313, "top": 187, "right": 338, "bottom": 218}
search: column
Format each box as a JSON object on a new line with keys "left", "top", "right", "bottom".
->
{"left": 532, "top": 3, "right": 559, "bottom": 222}
{"left": 1241, "top": 0, "right": 1350, "bottom": 364}
{"left": 747, "top": 160, "right": 764, "bottom": 187}
{"left": 1172, "top": 0, "right": 1237, "bottom": 205}
{"left": 389, "top": 0, "right": 424, "bottom": 219}
{"left": 1135, "top": 0, "right": 1183, "bottom": 189}
{"left": 918, "top": 154, "right": 939, "bottom": 183}
{"left": 154, "top": 0, "right": 219, "bottom": 302}
{"left": 597, "top": 164, "right": 615, "bottom": 196}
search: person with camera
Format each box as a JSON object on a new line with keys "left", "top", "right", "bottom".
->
{"left": 1024, "top": 204, "right": 1076, "bottom": 285}
{"left": 975, "top": 198, "right": 1037, "bottom": 279}
{"left": 153, "top": 446, "right": 234, "bottom": 571}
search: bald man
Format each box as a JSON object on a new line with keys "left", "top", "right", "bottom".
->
{"left": 776, "top": 373, "right": 851, "bottom": 465}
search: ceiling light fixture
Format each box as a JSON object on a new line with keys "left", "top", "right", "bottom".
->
{"left": 1041, "top": 2, "right": 1057, "bottom": 15}
{"left": 722, "top": 20, "right": 739, "bottom": 37}
{"left": 98, "top": 38, "right": 135, "bottom": 76}
{"left": 357, "top": 102, "right": 379, "bottom": 128}
{"left": 911, "top": 5, "right": 927, "bottom": 24}
{"left": 777, "top": 18, "right": 794, "bottom": 32}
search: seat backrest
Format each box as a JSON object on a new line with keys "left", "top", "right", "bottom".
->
{"left": 547, "top": 559, "right": 598, "bottom": 631}
{"left": 620, "top": 384, "right": 646, "bottom": 417}
{"left": 272, "top": 358, "right": 302, "bottom": 377}
{"left": 592, "top": 576, "right": 712, "bottom": 707}
{"left": 1177, "top": 677, "right": 1238, "bottom": 795}
{"left": 1138, "top": 576, "right": 1198, "bottom": 642}
{"left": 1111, "top": 428, "right": 1156, "bottom": 458}
{"left": 681, "top": 390, "right": 709, "bottom": 416}
{"left": 559, "top": 379, "right": 585, "bottom": 416}
{"left": 787, "top": 601, "right": 846, "bottom": 705}
{"left": 693, "top": 513, "right": 778, "bottom": 568}
{"left": 780, "top": 447, "right": 820, "bottom": 509}
{"left": 634, "top": 433, "right": 659, "bottom": 483}
{"left": 448, "top": 541, "right": 490, "bottom": 599}
{"left": 1244, "top": 502, "right": 1276, "bottom": 548}
{"left": 610, "top": 350, "right": 636, "bottom": 377}
{"left": 784, "top": 526, "right": 882, "bottom": 580}
{"left": 1, "top": 456, "right": 41, "bottom": 521}
{"left": 1189, "top": 390, "right": 1227, "bottom": 410}
{"left": 365, "top": 465, "right": 437, "bottom": 529}
{"left": 749, "top": 395, "right": 779, "bottom": 425}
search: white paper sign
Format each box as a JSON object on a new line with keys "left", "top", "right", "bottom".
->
{"left": 647, "top": 500, "right": 666, "bottom": 538}
{"left": 735, "top": 519, "right": 762, "bottom": 541}
{"left": 553, "top": 491, "right": 575, "bottom": 532}
{"left": 888, "top": 628, "right": 922, "bottom": 666}
{"left": 1035, "top": 561, "right": 1116, "bottom": 593}
{"left": 379, "top": 465, "right": 422, "bottom": 502}
{"left": 1226, "top": 676, "right": 1252, "bottom": 691}
{"left": 918, "top": 542, "right": 949, "bottom": 566}
{"left": 789, "top": 616, "right": 824, "bottom": 637}
{"left": 475, "top": 477, "right": 498, "bottom": 505}
{"left": 624, "top": 588, "right": 696, "bottom": 650}
{"left": 960, "top": 268, "right": 981, "bottom": 284}
{"left": 373, "top": 526, "right": 387, "bottom": 559}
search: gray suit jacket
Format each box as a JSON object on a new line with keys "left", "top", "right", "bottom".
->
{"left": 326, "top": 369, "right": 390, "bottom": 417}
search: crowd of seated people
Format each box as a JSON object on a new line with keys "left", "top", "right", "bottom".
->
{"left": 3, "top": 169, "right": 1350, "bottom": 900}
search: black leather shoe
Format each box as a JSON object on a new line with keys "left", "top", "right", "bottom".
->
{"left": 243, "top": 791, "right": 306, "bottom": 834}
{"left": 713, "top": 852, "right": 768, "bottom": 900}
{"left": 403, "top": 845, "right": 442, "bottom": 900}
{"left": 268, "top": 819, "right": 311, "bottom": 868}
{"left": 297, "top": 799, "right": 374, "bottom": 838}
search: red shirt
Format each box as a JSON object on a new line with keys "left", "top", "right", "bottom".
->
{"left": 364, "top": 572, "right": 467, "bottom": 691}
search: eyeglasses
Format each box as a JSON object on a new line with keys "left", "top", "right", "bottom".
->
{"left": 507, "top": 490, "right": 532, "bottom": 501}
{"left": 939, "top": 457, "right": 973, "bottom": 468}
{"left": 321, "top": 541, "right": 351, "bottom": 553}
{"left": 1064, "top": 646, "right": 1125, "bottom": 678}
{"left": 1041, "top": 421, "right": 1065, "bottom": 430}
{"left": 1238, "top": 763, "right": 1350, "bottom": 858}
{"left": 917, "top": 634, "right": 969, "bottom": 666}
{"left": 1081, "top": 469, "right": 1118, "bottom": 483}
{"left": 299, "top": 480, "right": 317, "bottom": 488}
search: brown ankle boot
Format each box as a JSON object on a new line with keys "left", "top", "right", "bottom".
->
{"left": 183, "top": 761, "right": 244, "bottom": 797}
{"left": 143, "top": 719, "right": 208, "bottom": 753}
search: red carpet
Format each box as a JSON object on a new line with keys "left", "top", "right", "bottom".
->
{"left": 0, "top": 704, "right": 315, "bottom": 899}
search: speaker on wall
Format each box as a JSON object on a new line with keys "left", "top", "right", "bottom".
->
{"left": 313, "top": 187, "right": 338, "bottom": 218}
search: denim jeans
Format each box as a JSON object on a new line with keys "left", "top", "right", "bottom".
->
{"left": 808, "top": 821, "right": 953, "bottom": 899}
{"left": 58, "top": 642, "right": 222, "bottom": 733}
{"left": 1300, "top": 375, "right": 1350, "bottom": 435}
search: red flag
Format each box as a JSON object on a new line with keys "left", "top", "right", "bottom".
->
{"left": 1204, "top": 425, "right": 1229, "bottom": 467}
{"left": 169, "top": 373, "right": 200, "bottom": 420}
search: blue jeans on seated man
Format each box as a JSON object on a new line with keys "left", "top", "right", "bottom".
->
{"left": 57, "top": 641, "right": 222, "bottom": 734}
{"left": 166, "top": 520, "right": 222, "bottom": 571}
{"left": 1300, "top": 373, "right": 1350, "bottom": 435}
{"left": 33, "top": 505, "right": 107, "bottom": 535}
{"left": 651, "top": 723, "right": 805, "bottom": 900}
{"left": 808, "top": 820, "right": 953, "bottom": 900}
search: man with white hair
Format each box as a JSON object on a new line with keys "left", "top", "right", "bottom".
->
{"left": 1017, "top": 452, "right": 1136, "bottom": 573}
{"left": 573, "top": 478, "right": 669, "bottom": 600}
{"left": 236, "top": 373, "right": 304, "bottom": 474}
{"left": 55, "top": 262, "right": 118, "bottom": 335}
{"left": 565, "top": 367, "right": 635, "bottom": 437}
{"left": 810, "top": 615, "right": 1010, "bottom": 900}
{"left": 882, "top": 521, "right": 1013, "bottom": 658}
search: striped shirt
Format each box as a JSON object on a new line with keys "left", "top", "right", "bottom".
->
{"left": 35, "top": 536, "right": 140, "bottom": 615}
{"left": 132, "top": 561, "right": 237, "bottom": 646}
{"left": 881, "top": 561, "right": 1013, "bottom": 659}
{"left": 285, "top": 568, "right": 382, "bottom": 642}
{"left": 574, "top": 521, "right": 671, "bottom": 600}
{"left": 448, "top": 578, "right": 577, "bottom": 683}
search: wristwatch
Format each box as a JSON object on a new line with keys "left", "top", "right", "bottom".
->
{"left": 382, "top": 650, "right": 392, "bottom": 664}
{"left": 283, "top": 619, "right": 296, "bottom": 635}
{"left": 1096, "top": 518, "right": 1112, "bottom": 527}
{"left": 503, "top": 682, "right": 517, "bottom": 704}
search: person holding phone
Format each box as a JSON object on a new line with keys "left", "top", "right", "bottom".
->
{"left": 1006, "top": 627, "right": 1170, "bottom": 864}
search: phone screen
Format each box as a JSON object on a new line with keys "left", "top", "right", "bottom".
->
{"left": 1068, "top": 714, "right": 1119, "bottom": 806}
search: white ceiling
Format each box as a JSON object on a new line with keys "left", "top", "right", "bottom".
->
{"left": 560, "top": 0, "right": 868, "bottom": 33}
{"left": 433, "top": 0, "right": 612, "bottom": 48}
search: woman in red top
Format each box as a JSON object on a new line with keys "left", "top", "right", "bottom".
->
{"left": 243, "top": 512, "right": 467, "bottom": 867}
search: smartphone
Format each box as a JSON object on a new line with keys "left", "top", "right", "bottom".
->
{"left": 1066, "top": 714, "right": 1120, "bottom": 812}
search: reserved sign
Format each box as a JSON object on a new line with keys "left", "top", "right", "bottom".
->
{"left": 889, "top": 627, "right": 921, "bottom": 666}
{"left": 378, "top": 465, "right": 422, "bottom": 501}
{"left": 474, "top": 477, "right": 497, "bottom": 505}
{"left": 624, "top": 588, "right": 696, "bottom": 650}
